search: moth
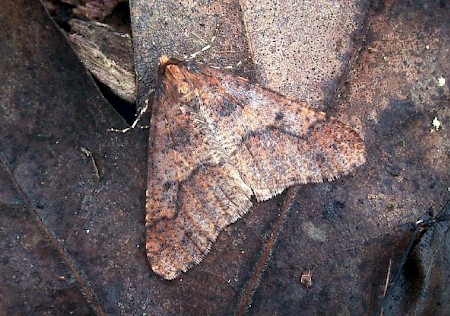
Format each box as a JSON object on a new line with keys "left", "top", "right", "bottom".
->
{"left": 145, "top": 56, "right": 365, "bottom": 280}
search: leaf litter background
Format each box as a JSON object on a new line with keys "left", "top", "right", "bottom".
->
{"left": 1, "top": 0, "right": 449, "bottom": 314}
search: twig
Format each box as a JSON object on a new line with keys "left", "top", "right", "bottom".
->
{"left": 81, "top": 147, "right": 100, "bottom": 180}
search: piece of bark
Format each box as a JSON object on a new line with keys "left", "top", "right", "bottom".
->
{"left": 68, "top": 19, "right": 136, "bottom": 103}
{"left": 72, "top": 0, "right": 125, "bottom": 21}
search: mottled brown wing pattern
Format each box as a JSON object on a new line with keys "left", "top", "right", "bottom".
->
{"left": 145, "top": 58, "right": 253, "bottom": 279}
{"left": 186, "top": 64, "right": 366, "bottom": 201}
{"left": 145, "top": 57, "right": 365, "bottom": 279}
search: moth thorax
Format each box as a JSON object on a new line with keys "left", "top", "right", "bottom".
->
{"left": 176, "top": 82, "right": 195, "bottom": 102}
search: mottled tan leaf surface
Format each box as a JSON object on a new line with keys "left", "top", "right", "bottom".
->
{"left": 1, "top": 0, "right": 449, "bottom": 315}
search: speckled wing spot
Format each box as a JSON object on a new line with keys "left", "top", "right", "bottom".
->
{"left": 145, "top": 56, "right": 366, "bottom": 280}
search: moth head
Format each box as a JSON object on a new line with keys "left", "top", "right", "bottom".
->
{"left": 158, "top": 56, "right": 196, "bottom": 103}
